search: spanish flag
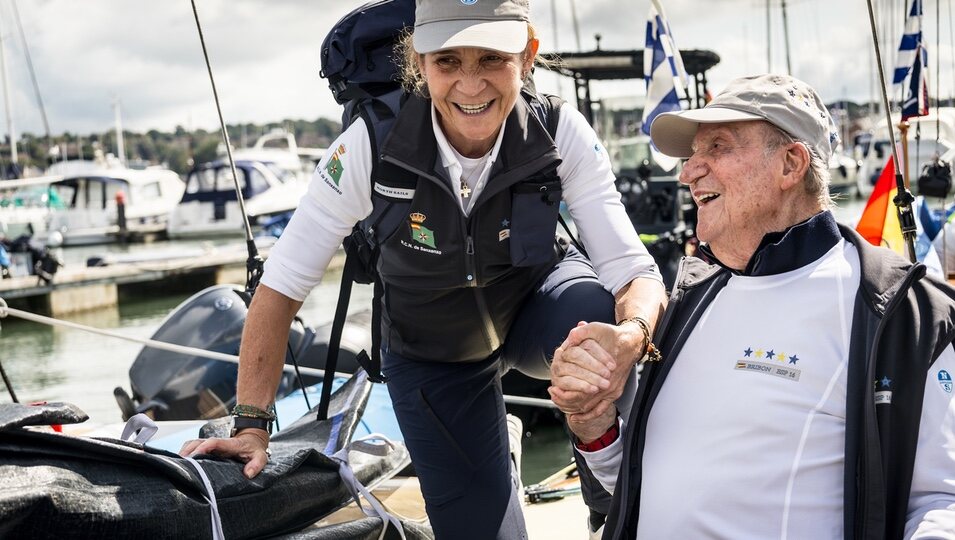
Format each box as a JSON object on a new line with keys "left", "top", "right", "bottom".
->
{"left": 856, "top": 156, "right": 906, "bottom": 255}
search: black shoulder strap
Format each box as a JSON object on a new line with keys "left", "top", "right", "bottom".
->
{"left": 318, "top": 92, "right": 406, "bottom": 419}
{"left": 533, "top": 92, "right": 590, "bottom": 259}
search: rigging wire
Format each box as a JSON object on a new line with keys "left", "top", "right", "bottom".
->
{"left": 8, "top": 0, "right": 51, "bottom": 152}
{"left": 0, "top": 298, "right": 557, "bottom": 410}
{"left": 0, "top": 356, "right": 18, "bottom": 403}
{"left": 189, "top": 0, "right": 317, "bottom": 406}
{"left": 866, "top": 0, "right": 919, "bottom": 262}
{"left": 780, "top": 0, "right": 792, "bottom": 75}
{"left": 950, "top": 0, "right": 955, "bottom": 108}
{"left": 568, "top": 0, "right": 582, "bottom": 51}
{"left": 189, "top": 0, "right": 263, "bottom": 298}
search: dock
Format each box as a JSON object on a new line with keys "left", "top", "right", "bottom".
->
{"left": 0, "top": 242, "right": 346, "bottom": 317}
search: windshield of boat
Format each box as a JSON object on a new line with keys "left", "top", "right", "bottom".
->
{"left": 608, "top": 138, "right": 674, "bottom": 178}
{"left": 263, "top": 162, "right": 297, "bottom": 184}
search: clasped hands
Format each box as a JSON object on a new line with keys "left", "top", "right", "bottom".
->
{"left": 549, "top": 320, "right": 646, "bottom": 442}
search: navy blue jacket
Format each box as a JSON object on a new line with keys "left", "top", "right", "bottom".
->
{"left": 603, "top": 211, "right": 955, "bottom": 540}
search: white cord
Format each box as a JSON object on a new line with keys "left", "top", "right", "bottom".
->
{"left": 0, "top": 297, "right": 330, "bottom": 378}
{"left": 0, "top": 297, "right": 557, "bottom": 409}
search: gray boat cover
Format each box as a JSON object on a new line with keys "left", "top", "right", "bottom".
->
{"left": 0, "top": 371, "right": 419, "bottom": 539}
{"left": 273, "top": 517, "right": 433, "bottom": 540}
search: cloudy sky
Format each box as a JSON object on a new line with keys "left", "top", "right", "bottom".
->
{"left": 0, "top": 0, "right": 946, "bottom": 137}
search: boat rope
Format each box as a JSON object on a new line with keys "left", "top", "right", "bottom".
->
{"left": 332, "top": 434, "right": 406, "bottom": 540}
{"left": 0, "top": 355, "right": 18, "bottom": 403}
{"left": 0, "top": 297, "right": 557, "bottom": 409}
{"left": 184, "top": 456, "right": 227, "bottom": 540}
{"left": 0, "top": 296, "right": 324, "bottom": 377}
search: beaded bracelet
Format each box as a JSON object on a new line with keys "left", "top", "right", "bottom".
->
{"left": 231, "top": 403, "right": 276, "bottom": 420}
{"left": 616, "top": 316, "right": 662, "bottom": 363}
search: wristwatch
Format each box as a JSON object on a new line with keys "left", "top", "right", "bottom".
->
{"left": 230, "top": 415, "right": 273, "bottom": 437}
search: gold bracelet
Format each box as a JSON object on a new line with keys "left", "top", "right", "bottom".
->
{"left": 616, "top": 316, "right": 662, "bottom": 362}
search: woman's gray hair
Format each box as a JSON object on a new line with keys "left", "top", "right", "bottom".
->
{"left": 394, "top": 24, "right": 541, "bottom": 99}
{"left": 762, "top": 123, "right": 833, "bottom": 209}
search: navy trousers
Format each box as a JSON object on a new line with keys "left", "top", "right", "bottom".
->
{"left": 382, "top": 248, "right": 621, "bottom": 539}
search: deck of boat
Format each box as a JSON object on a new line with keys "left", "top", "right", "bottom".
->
{"left": 314, "top": 476, "right": 591, "bottom": 539}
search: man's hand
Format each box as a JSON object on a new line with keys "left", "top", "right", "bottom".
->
{"left": 567, "top": 401, "right": 618, "bottom": 444}
{"left": 179, "top": 429, "right": 270, "bottom": 479}
{"left": 549, "top": 321, "right": 646, "bottom": 417}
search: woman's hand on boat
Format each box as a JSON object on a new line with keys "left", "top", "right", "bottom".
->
{"left": 179, "top": 428, "right": 270, "bottom": 479}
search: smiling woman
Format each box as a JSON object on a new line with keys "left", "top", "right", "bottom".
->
{"left": 185, "top": 1, "right": 667, "bottom": 539}
{"left": 395, "top": 24, "right": 540, "bottom": 158}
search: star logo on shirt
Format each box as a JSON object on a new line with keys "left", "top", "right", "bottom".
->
{"left": 766, "top": 349, "right": 776, "bottom": 359}
{"left": 789, "top": 355, "right": 799, "bottom": 364}
{"left": 880, "top": 376, "right": 892, "bottom": 388}
{"left": 743, "top": 347, "right": 753, "bottom": 357}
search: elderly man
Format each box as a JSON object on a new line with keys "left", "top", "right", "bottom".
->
{"left": 550, "top": 74, "right": 955, "bottom": 539}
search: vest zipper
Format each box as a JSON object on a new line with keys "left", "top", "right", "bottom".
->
{"left": 464, "top": 217, "right": 500, "bottom": 350}
{"left": 380, "top": 154, "right": 502, "bottom": 352}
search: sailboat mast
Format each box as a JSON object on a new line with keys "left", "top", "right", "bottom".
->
{"left": 569, "top": 0, "right": 582, "bottom": 51}
{"left": 766, "top": 0, "right": 772, "bottom": 71}
{"left": 9, "top": 0, "right": 50, "bottom": 149}
{"left": 113, "top": 98, "right": 126, "bottom": 167}
{"left": 0, "top": 17, "right": 16, "bottom": 168}
{"left": 781, "top": 0, "right": 792, "bottom": 75}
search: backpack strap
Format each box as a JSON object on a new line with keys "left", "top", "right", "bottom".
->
{"left": 318, "top": 91, "right": 406, "bottom": 418}
{"left": 527, "top": 90, "right": 591, "bottom": 259}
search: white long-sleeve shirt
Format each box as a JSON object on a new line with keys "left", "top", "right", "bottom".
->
{"left": 582, "top": 241, "right": 955, "bottom": 539}
{"left": 261, "top": 102, "right": 660, "bottom": 301}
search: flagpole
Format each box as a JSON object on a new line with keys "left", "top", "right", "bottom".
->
{"left": 866, "top": 0, "right": 918, "bottom": 262}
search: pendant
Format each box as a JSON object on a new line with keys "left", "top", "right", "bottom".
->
{"left": 459, "top": 180, "right": 472, "bottom": 198}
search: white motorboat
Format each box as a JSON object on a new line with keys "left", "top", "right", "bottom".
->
{"left": 855, "top": 108, "right": 955, "bottom": 198}
{"left": 0, "top": 177, "right": 61, "bottom": 237}
{"left": 829, "top": 149, "right": 860, "bottom": 199}
{"left": 41, "top": 167, "right": 185, "bottom": 246}
{"left": 166, "top": 131, "right": 320, "bottom": 239}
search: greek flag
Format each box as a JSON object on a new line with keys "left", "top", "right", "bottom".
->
{"left": 901, "top": 44, "right": 929, "bottom": 120}
{"left": 893, "top": 0, "right": 923, "bottom": 88}
{"left": 641, "top": 0, "right": 687, "bottom": 135}
{"left": 641, "top": 0, "right": 688, "bottom": 171}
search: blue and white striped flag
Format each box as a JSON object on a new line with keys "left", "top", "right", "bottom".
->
{"left": 901, "top": 44, "right": 929, "bottom": 120}
{"left": 893, "top": 0, "right": 923, "bottom": 88}
{"left": 641, "top": 0, "right": 688, "bottom": 172}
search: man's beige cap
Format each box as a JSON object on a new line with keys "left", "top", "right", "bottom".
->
{"left": 650, "top": 74, "right": 839, "bottom": 163}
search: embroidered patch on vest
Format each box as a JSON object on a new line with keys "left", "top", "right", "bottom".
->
{"left": 939, "top": 370, "right": 953, "bottom": 393}
{"left": 374, "top": 183, "right": 415, "bottom": 200}
{"left": 734, "top": 346, "right": 801, "bottom": 381}
{"left": 499, "top": 218, "right": 510, "bottom": 241}
{"left": 400, "top": 212, "right": 442, "bottom": 254}
{"left": 874, "top": 375, "right": 893, "bottom": 404}
{"left": 325, "top": 144, "right": 346, "bottom": 185}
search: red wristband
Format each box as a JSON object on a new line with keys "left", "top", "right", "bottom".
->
{"left": 574, "top": 420, "right": 620, "bottom": 452}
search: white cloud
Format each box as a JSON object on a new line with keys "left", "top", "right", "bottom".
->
{"left": 0, "top": 0, "right": 949, "bottom": 137}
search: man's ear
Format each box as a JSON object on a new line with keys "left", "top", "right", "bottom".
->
{"left": 780, "top": 142, "right": 811, "bottom": 190}
{"left": 524, "top": 39, "right": 540, "bottom": 72}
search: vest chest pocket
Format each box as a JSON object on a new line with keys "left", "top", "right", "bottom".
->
{"left": 509, "top": 178, "right": 562, "bottom": 267}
